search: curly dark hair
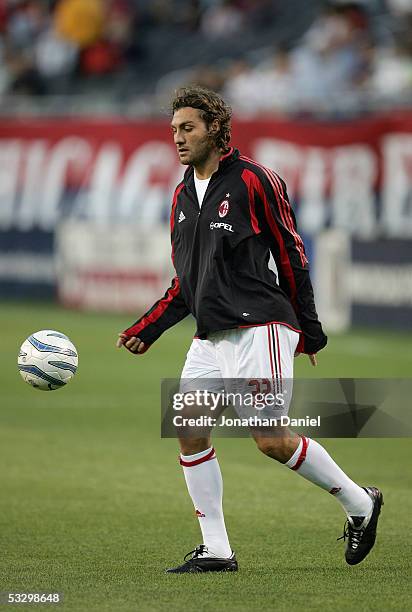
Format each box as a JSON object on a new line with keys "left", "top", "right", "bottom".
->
{"left": 171, "top": 86, "right": 232, "bottom": 152}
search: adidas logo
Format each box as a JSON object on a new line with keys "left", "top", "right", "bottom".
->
{"left": 178, "top": 211, "right": 186, "bottom": 223}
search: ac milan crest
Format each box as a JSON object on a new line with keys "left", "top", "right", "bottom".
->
{"left": 218, "top": 200, "right": 229, "bottom": 218}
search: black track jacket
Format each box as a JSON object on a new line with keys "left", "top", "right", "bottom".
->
{"left": 123, "top": 148, "right": 327, "bottom": 354}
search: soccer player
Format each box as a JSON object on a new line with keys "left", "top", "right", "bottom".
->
{"left": 116, "top": 87, "right": 383, "bottom": 573}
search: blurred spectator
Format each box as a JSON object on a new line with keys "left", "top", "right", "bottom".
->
{"left": 54, "top": 0, "right": 104, "bottom": 48}
{"left": 80, "top": 0, "right": 134, "bottom": 76}
{"left": 369, "top": 40, "right": 412, "bottom": 101}
{"left": 201, "top": 0, "right": 245, "bottom": 39}
{"left": 34, "top": 26, "right": 77, "bottom": 80}
{"left": 223, "top": 49, "right": 298, "bottom": 116}
{"left": 192, "top": 63, "right": 224, "bottom": 92}
{"left": 385, "top": 0, "right": 412, "bottom": 17}
{"left": 223, "top": 59, "right": 265, "bottom": 115}
{"left": 289, "top": 2, "right": 371, "bottom": 113}
{"left": 6, "top": 0, "right": 46, "bottom": 50}
{"left": 222, "top": 2, "right": 372, "bottom": 116}
{"left": 5, "top": 0, "right": 50, "bottom": 95}
{"left": 258, "top": 46, "right": 297, "bottom": 115}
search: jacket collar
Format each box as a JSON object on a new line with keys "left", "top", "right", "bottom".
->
{"left": 183, "top": 147, "right": 239, "bottom": 186}
{"left": 219, "top": 146, "right": 239, "bottom": 166}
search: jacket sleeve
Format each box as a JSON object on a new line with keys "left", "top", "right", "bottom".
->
{"left": 253, "top": 168, "right": 327, "bottom": 354}
{"left": 121, "top": 181, "right": 190, "bottom": 349}
{"left": 122, "top": 276, "right": 190, "bottom": 348}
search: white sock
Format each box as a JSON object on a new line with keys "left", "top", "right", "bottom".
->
{"left": 286, "top": 437, "right": 373, "bottom": 517}
{"left": 180, "top": 446, "right": 232, "bottom": 558}
{"left": 180, "top": 447, "right": 232, "bottom": 558}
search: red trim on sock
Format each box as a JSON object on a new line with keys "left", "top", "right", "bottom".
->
{"left": 291, "top": 436, "right": 309, "bottom": 471}
{"left": 179, "top": 447, "right": 216, "bottom": 467}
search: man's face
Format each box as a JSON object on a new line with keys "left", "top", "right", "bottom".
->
{"left": 171, "top": 107, "right": 216, "bottom": 166}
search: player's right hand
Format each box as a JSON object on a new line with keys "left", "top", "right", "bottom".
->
{"left": 294, "top": 351, "right": 317, "bottom": 366}
{"left": 116, "top": 333, "right": 147, "bottom": 354}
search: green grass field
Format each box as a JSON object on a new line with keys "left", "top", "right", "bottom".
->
{"left": 1, "top": 302, "right": 411, "bottom": 611}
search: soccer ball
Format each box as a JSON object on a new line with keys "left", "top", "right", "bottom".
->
{"left": 18, "top": 330, "right": 78, "bottom": 391}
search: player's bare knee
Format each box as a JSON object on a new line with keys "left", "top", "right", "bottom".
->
{"left": 254, "top": 435, "right": 297, "bottom": 463}
{"left": 179, "top": 437, "right": 211, "bottom": 456}
{"left": 254, "top": 436, "right": 279, "bottom": 458}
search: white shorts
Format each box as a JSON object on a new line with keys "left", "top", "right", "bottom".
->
{"left": 180, "top": 324, "right": 300, "bottom": 418}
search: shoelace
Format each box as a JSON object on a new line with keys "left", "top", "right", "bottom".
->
{"left": 337, "top": 520, "right": 364, "bottom": 550}
{"left": 184, "top": 545, "right": 207, "bottom": 561}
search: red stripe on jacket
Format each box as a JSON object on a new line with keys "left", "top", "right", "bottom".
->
{"left": 240, "top": 156, "right": 307, "bottom": 266}
{"left": 241, "top": 168, "right": 261, "bottom": 234}
{"left": 125, "top": 276, "right": 181, "bottom": 337}
{"left": 268, "top": 169, "right": 307, "bottom": 266}
{"left": 240, "top": 164, "right": 298, "bottom": 310}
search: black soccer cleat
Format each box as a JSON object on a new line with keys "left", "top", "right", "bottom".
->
{"left": 338, "top": 486, "right": 383, "bottom": 566}
{"left": 165, "top": 545, "right": 238, "bottom": 574}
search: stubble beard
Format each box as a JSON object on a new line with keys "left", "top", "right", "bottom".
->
{"left": 183, "top": 132, "right": 217, "bottom": 167}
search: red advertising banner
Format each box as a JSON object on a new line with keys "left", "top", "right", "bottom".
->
{"left": 0, "top": 111, "right": 412, "bottom": 236}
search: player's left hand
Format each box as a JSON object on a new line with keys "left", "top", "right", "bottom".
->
{"left": 308, "top": 353, "right": 317, "bottom": 366}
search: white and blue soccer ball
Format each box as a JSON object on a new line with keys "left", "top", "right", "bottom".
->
{"left": 18, "top": 330, "right": 78, "bottom": 391}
